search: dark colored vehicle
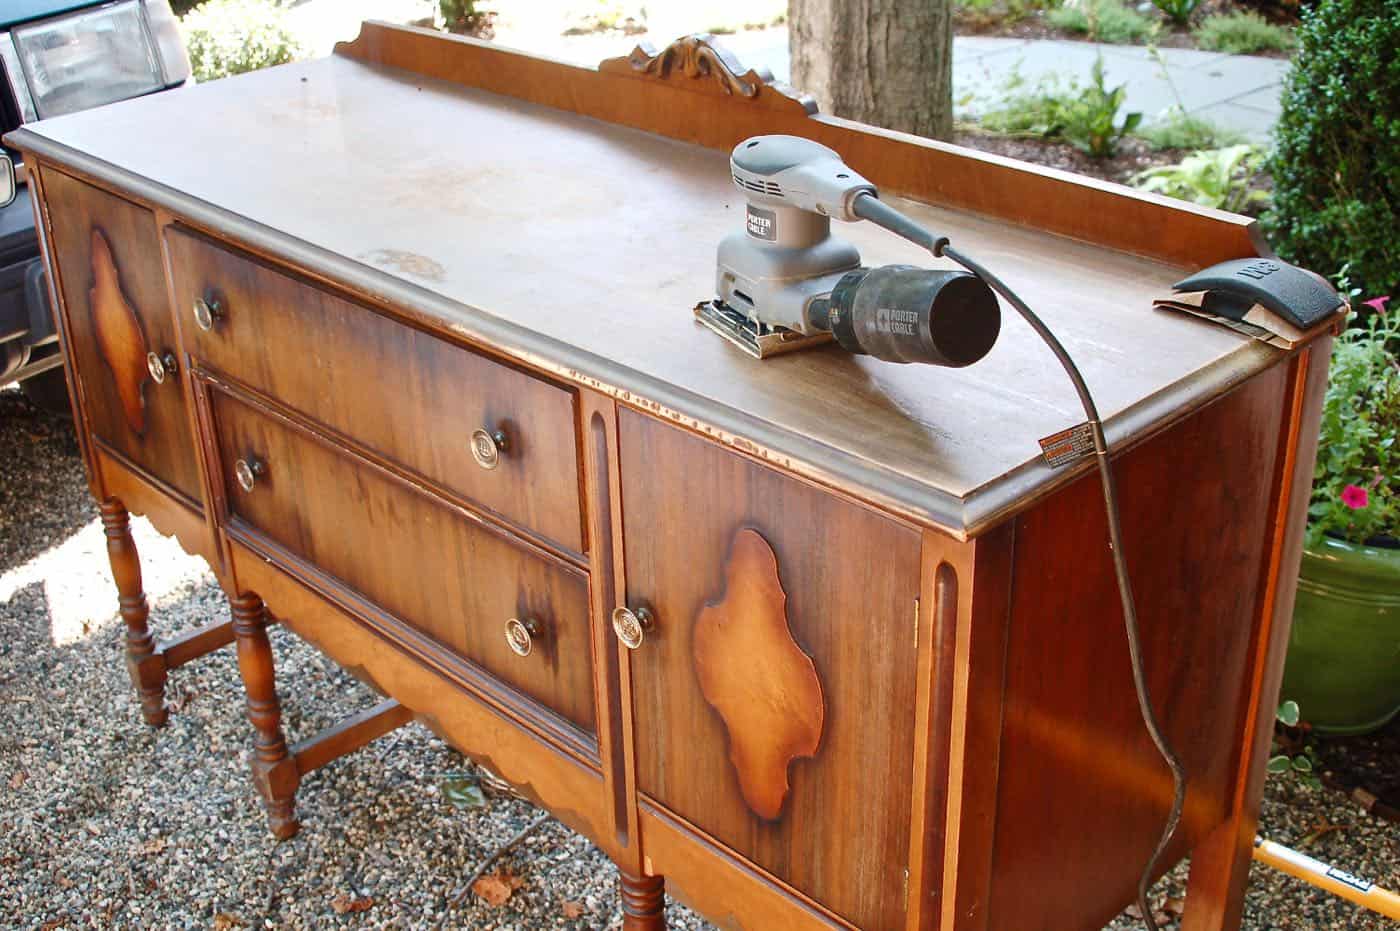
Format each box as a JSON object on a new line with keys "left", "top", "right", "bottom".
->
{"left": 1, "top": 0, "right": 192, "bottom": 408}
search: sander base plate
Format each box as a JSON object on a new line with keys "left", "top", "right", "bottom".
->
{"left": 693, "top": 300, "right": 833, "bottom": 359}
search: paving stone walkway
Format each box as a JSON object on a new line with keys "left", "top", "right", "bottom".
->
{"left": 492, "top": 26, "right": 1290, "bottom": 142}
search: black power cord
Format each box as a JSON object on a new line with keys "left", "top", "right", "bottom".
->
{"left": 849, "top": 193, "right": 1187, "bottom": 927}
{"left": 943, "top": 244, "right": 1188, "bottom": 931}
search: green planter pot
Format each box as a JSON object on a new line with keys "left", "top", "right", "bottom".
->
{"left": 1281, "top": 536, "right": 1400, "bottom": 736}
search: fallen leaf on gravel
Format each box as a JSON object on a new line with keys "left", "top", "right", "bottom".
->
{"left": 55, "top": 875, "right": 74, "bottom": 889}
{"left": 472, "top": 870, "right": 524, "bottom": 906}
{"left": 141, "top": 837, "right": 168, "bottom": 855}
{"left": 561, "top": 900, "right": 587, "bottom": 918}
{"left": 38, "top": 919, "right": 65, "bottom": 930}
{"left": 330, "top": 893, "right": 374, "bottom": 915}
{"left": 9, "top": 771, "right": 25, "bottom": 789}
{"left": 211, "top": 913, "right": 242, "bottom": 929}
{"left": 439, "top": 771, "right": 486, "bottom": 809}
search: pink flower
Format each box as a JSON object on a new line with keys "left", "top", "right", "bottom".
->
{"left": 1362, "top": 296, "right": 1390, "bottom": 314}
{"left": 1341, "top": 484, "right": 1369, "bottom": 509}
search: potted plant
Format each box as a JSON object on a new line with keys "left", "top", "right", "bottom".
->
{"left": 1281, "top": 293, "right": 1400, "bottom": 735}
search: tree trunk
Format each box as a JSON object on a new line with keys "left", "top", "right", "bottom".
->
{"left": 789, "top": 0, "right": 954, "bottom": 141}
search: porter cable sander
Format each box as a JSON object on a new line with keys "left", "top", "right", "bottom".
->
{"left": 698, "top": 134, "right": 1002, "bottom": 363}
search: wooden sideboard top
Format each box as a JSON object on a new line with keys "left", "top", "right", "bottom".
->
{"left": 7, "top": 22, "right": 1283, "bottom": 536}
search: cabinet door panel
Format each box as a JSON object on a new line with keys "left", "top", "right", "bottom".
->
{"left": 620, "top": 409, "right": 922, "bottom": 931}
{"left": 41, "top": 168, "right": 202, "bottom": 501}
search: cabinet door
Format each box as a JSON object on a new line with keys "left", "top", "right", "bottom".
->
{"left": 41, "top": 168, "right": 202, "bottom": 502}
{"left": 620, "top": 409, "right": 922, "bottom": 931}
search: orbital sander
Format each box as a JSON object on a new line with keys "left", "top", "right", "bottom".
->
{"left": 697, "top": 134, "right": 1002, "bottom": 365}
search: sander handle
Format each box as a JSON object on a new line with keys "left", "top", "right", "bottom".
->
{"left": 851, "top": 192, "right": 950, "bottom": 257}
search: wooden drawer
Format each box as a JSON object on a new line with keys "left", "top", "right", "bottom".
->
{"left": 167, "top": 227, "right": 584, "bottom": 555}
{"left": 40, "top": 168, "right": 203, "bottom": 502}
{"left": 209, "top": 388, "right": 596, "bottom": 738}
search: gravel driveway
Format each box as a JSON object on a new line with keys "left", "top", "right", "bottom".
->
{"left": 1, "top": 388, "right": 1394, "bottom": 930}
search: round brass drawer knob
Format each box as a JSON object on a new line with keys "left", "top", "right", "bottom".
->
{"left": 146, "top": 350, "right": 177, "bottom": 384}
{"left": 470, "top": 427, "right": 509, "bottom": 470}
{"left": 234, "top": 457, "right": 266, "bottom": 493}
{"left": 192, "top": 296, "right": 225, "bottom": 332}
{"left": 505, "top": 617, "right": 542, "bottom": 657}
{"left": 611, "top": 606, "right": 654, "bottom": 650}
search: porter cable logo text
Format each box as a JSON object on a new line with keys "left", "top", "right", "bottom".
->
{"left": 746, "top": 205, "right": 777, "bottom": 242}
{"left": 876, "top": 306, "right": 919, "bottom": 336}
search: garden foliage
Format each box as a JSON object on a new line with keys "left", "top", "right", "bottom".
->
{"left": 1307, "top": 293, "right": 1399, "bottom": 547}
{"left": 1192, "top": 11, "right": 1294, "bottom": 53}
{"left": 1136, "top": 111, "right": 1244, "bottom": 151}
{"left": 180, "top": 0, "right": 302, "bottom": 82}
{"left": 1047, "top": 0, "right": 1155, "bottom": 44}
{"left": 1130, "top": 145, "right": 1268, "bottom": 214}
{"left": 982, "top": 57, "right": 1141, "bottom": 158}
{"left": 1149, "top": 0, "right": 1201, "bottom": 26}
{"left": 1267, "top": 0, "right": 1400, "bottom": 299}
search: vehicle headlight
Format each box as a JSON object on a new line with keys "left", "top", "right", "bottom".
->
{"left": 7, "top": 0, "right": 190, "bottom": 121}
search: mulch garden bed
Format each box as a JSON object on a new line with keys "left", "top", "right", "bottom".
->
{"left": 954, "top": 126, "right": 1187, "bottom": 184}
{"left": 954, "top": 0, "right": 1298, "bottom": 59}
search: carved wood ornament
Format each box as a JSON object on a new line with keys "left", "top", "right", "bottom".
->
{"left": 693, "top": 528, "right": 825, "bottom": 821}
{"left": 599, "top": 34, "right": 818, "bottom": 114}
{"left": 624, "top": 34, "right": 766, "bottom": 97}
{"left": 89, "top": 227, "right": 150, "bottom": 434}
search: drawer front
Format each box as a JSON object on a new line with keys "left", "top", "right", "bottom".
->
{"left": 211, "top": 389, "right": 596, "bottom": 737}
{"left": 41, "top": 168, "right": 203, "bottom": 501}
{"left": 619, "top": 409, "right": 922, "bottom": 931}
{"left": 167, "top": 227, "right": 583, "bottom": 554}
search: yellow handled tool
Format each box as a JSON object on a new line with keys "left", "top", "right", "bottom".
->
{"left": 1253, "top": 835, "right": 1400, "bottom": 921}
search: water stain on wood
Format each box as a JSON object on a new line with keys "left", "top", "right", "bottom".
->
{"left": 359, "top": 249, "right": 447, "bottom": 282}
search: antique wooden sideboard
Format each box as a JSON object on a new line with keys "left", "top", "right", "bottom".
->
{"left": 8, "top": 23, "right": 1332, "bottom": 931}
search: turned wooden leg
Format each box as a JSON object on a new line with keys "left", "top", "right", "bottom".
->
{"left": 100, "top": 497, "right": 168, "bottom": 727}
{"left": 619, "top": 870, "right": 666, "bottom": 930}
{"left": 230, "top": 591, "right": 301, "bottom": 839}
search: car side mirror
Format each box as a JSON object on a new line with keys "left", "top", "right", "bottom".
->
{"left": 0, "top": 155, "right": 14, "bottom": 208}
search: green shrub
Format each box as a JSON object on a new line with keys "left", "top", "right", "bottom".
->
{"left": 983, "top": 58, "right": 1142, "bottom": 157}
{"left": 1266, "top": 0, "right": 1400, "bottom": 297}
{"left": 1150, "top": 0, "right": 1201, "bottom": 26}
{"left": 1130, "top": 145, "right": 1269, "bottom": 213}
{"left": 1048, "top": 0, "right": 1156, "bottom": 43}
{"left": 1193, "top": 11, "right": 1295, "bottom": 53}
{"left": 181, "top": 0, "right": 303, "bottom": 82}
{"left": 170, "top": 0, "right": 204, "bottom": 14}
{"left": 1136, "top": 110, "right": 1245, "bottom": 150}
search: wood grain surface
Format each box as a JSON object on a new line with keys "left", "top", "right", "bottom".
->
{"left": 166, "top": 225, "right": 586, "bottom": 556}
{"left": 986, "top": 363, "right": 1290, "bottom": 931}
{"left": 693, "top": 528, "right": 825, "bottom": 822}
{"left": 619, "top": 406, "right": 922, "bottom": 931}
{"left": 8, "top": 41, "right": 1279, "bottom": 534}
{"left": 227, "top": 539, "right": 619, "bottom": 861}
{"left": 209, "top": 387, "right": 598, "bottom": 736}
{"left": 39, "top": 167, "right": 203, "bottom": 501}
{"left": 88, "top": 228, "right": 149, "bottom": 434}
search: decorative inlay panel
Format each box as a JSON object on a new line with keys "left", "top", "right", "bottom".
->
{"left": 693, "top": 527, "right": 825, "bottom": 821}
{"left": 89, "top": 227, "right": 150, "bottom": 435}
